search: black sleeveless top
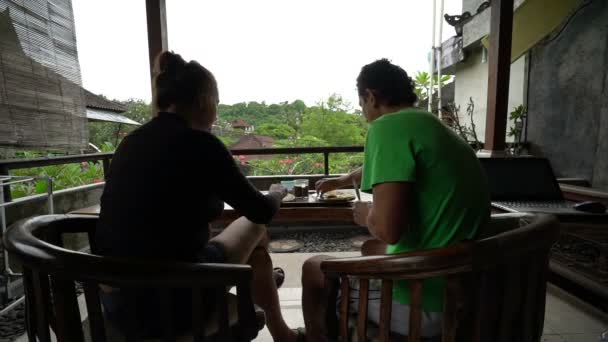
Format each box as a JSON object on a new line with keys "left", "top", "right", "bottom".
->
{"left": 94, "top": 112, "right": 281, "bottom": 261}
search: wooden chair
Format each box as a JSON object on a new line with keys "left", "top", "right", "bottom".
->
{"left": 3, "top": 214, "right": 265, "bottom": 342}
{"left": 321, "top": 213, "right": 560, "bottom": 342}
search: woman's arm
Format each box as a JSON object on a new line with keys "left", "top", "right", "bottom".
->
{"left": 207, "top": 135, "right": 282, "bottom": 224}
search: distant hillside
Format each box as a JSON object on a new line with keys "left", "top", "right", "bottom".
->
{"left": 218, "top": 100, "right": 307, "bottom": 128}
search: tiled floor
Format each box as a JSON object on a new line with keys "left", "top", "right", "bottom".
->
{"left": 254, "top": 252, "right": 608, "bottom": 342}
{"left": 541, "top": 284, "right": 608, "bottom": 342}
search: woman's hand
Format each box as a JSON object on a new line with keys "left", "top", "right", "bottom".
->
{"left": 353, "top": 201, "right": 372, "bottom": 227}
{"left": 269, "top": 183, "right": 287, "bottom": 198}
{"left": 315, "top": 177, "right": 343, "bottom": 194}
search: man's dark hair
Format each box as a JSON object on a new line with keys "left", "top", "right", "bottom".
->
{"left": 356, "top": 59, "right": 417, "bottom": 106}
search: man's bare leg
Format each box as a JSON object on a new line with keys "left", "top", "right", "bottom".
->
{"left": 361, "top": 239, "right": 387, "bottom": 256}
{"left": 302, "top": 255, "right": 337, "bottom": 342}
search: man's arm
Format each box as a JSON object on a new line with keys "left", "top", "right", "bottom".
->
{"left": 366, "top": 182, "right": 412, "bottom": 245}
{"left": 315, "top": 167, "right": 362, "bottom": 193}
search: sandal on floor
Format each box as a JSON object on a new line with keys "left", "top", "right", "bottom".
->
{"left": 274, "top": 267, "right": 285, "bottom": 289}
{"left": 292, "top": 327, "right": 306, "bottom": 342}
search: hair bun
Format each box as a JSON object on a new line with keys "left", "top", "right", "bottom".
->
{"left": 156, "top": 51, "right": 187, "bottom": 75}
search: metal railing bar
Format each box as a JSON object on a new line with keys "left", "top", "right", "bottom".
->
{"left": 0, "top": 147, "right": 366, "bottom": 172}
{"left": 0, "top": 178, "right": 36, "bottom": 187}
{"left": 1, "top": 177, "right": 53, "bottom": 281}
{"left": 0, "top": 152, "right": 113, "bottom": 170}
{"left": 0, "top": 296, "right": 25, "bottom": 316}
{"left": 230, "top": 146, "right": 364, "bottom": 155}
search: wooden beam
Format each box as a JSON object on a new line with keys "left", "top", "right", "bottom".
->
{"left": 484, "top": 0, "right": 514, "bottom": 153}
{"left": 146, "top": 0, "right": 168, "bottom": 90}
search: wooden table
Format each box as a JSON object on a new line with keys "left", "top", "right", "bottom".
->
{"left": 70, "top": 190, "right": 373, "bottom": 225}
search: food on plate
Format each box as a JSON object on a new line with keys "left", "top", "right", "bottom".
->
{"left": 320, "top": 190, "right": 356, "bottom": 201}
{"left": 282, "top": 193, "right": 296, "bottom": 202}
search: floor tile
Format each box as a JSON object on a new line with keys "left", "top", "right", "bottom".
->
{"left": 561, "top": 333, "right": 603, "bottom": 342}
{"left": 270, "top": 251, "right": 359, "bottom": 288}
{"left": 545, "top": 285, "right": 608, "bottom": 334}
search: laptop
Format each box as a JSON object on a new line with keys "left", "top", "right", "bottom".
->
{"left": 479, "top": 157, "right": 598, "bottom": 215}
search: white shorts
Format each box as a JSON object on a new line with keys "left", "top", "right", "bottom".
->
{"left": 339, "top": 278, "right": 442, "bottom": 338}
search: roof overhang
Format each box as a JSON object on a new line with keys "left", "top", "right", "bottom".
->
{"left": 462, "top": 0, "right": 582, "bottom": 62}
{"left": 86, "top": 108, "right": 141, "bottom": 126}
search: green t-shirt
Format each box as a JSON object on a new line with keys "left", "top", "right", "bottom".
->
{"left": 361, "top": 108, "right": 490, "bottom": 312}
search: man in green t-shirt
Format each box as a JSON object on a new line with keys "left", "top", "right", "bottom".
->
{"left": 300, "top": 59, "right": 490, "bottom": 341}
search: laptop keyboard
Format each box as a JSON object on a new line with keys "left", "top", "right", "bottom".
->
{"left": 495, "top": 201, "right": 572, "bottom": 209}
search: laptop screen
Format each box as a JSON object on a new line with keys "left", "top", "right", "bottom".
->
{"left": 478, "top": 157, "right": 564, "bottom": 201}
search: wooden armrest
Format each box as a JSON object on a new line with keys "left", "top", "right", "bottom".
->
{"left": 560, "top": 184, "right": 608, "bottom": 199}
{"left": 321, "top": 243, "right": 472, "bottom": 279}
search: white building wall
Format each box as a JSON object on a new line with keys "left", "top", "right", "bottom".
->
{"left": 454, "top": 48, "right": 526, "bottom": 142}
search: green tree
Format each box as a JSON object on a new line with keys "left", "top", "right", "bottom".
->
{"left": 121, "top": 99, "right": 152, "bottom": 124}
{"left": 300, "top": 94, "right": 366, "bottom": 146}
{"left": 256, "top": 123, "right": 296, "bottom": 140}
{"left": 88, "top": 98, "right": 152, "bottom": 149}
{"left": 218, "top": 136, "right": 236, "bottom": 146}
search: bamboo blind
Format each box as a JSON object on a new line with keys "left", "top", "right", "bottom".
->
{"left": 0, "top": 0, "right": 87, "bottom": 151}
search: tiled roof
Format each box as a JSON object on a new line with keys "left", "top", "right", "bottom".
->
{"left": 84, "top": 89, "right": 127, "bottom": 113}
{"left": 230, "top": 134, "right": 275, "bottom": 149}
{"left": 231, "top": 119, "right": 251, "bottom": 128}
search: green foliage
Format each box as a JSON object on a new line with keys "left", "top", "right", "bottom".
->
{"left": 508, "top": 105, "right": 528, "bottom": 155}
{"left": 444, "top": 97, "right": 481, "bottom": 149}
{"left": 88, "top": 122, "right": 120, "bottom": 149}
{"left": 218, "top": 136, "right": 236, "bottom": 146}
{"left": 299, "top": 95, "right": 366, "bottom": 146}
{"left": 215, "top": 94, "right": 367, "bottom": 176}
{"left": 11, "top": 161, "right": 105, "bottom": 198}
{"left": 88, "top": 99, "right": 152, "bottom": 150}
{"left": 219, "top": 94, "right": 366, "bottom": 176}
{"left": 508, "top": 105, "right": 527, "bottom": 140}
{"left": 100, "top": 142, "right": 116, "bottom": 152}
{"left": 243, "top": 152, "right": 364, "bottom": 176}
{"left": 245, "top": 155, "right": 324, "bottom": 176}
{"left": 217, "top": 100, "right": 307, "bottom": 132}
{"left": 329, "top": 153, "right": 365, "bottom": 174}
{"left": 10, "top": 94, "right": 369, "bottom": 191}
{"left": 121, "top": 99, "right": 153, "bottom": 124}
{"left": 414, "top": 71, "right": 453, "bottom": 103}
{"left": 256, "top": 123, "right": 296, "bottom": 140}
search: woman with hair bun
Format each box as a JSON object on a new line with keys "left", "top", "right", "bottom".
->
{"left": 95, "top": 51, "right": 297, "bottom": 341}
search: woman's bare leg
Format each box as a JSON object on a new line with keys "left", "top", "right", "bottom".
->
{"left": 249, "top": 247, "right": 295, "bottom": 342}
{"left": 210, "top": 216, "right": 268, "bottom": 264}
{"left": 210, "top": 217, "right": 296, "bottom": 342}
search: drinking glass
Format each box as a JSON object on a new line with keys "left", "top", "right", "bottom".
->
{"left": 294, "top": 179, "right": 309, "bottom": 199}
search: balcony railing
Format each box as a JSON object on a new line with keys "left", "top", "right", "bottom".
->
{"left": 0, "top": 146, "right": 364, "bottom": 201}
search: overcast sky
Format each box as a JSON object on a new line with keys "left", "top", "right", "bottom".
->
{"left": 72, "top": 0, "right": 461, "bottom": 107}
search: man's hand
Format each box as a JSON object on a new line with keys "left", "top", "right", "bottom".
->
{"left": 315, "top": 177, "right": 343, "bottom": 194}
{"left": 315, "top": 168, "right": 362, "bottom": 195}
{"left": 353, "top": 201, "right": 372, "bottom": 227}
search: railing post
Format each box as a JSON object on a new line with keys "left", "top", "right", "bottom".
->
{"left": 146, "top": 0, "right": 168, "bottom": 94}
{"left": 324, "top": 152, "right": 330, "bottom": 176}
{"left": 102, "top": 158, "right": 111, "bottom": 179}
{"left": 483, "top": 0, "right": 514, "bottom": 153}
{"left": 0, "top": 166, "right": 11, "bottom": 203}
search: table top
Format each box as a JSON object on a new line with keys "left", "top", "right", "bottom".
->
{"left": 69, "top": 189, "right": 372, "bottom": 225}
